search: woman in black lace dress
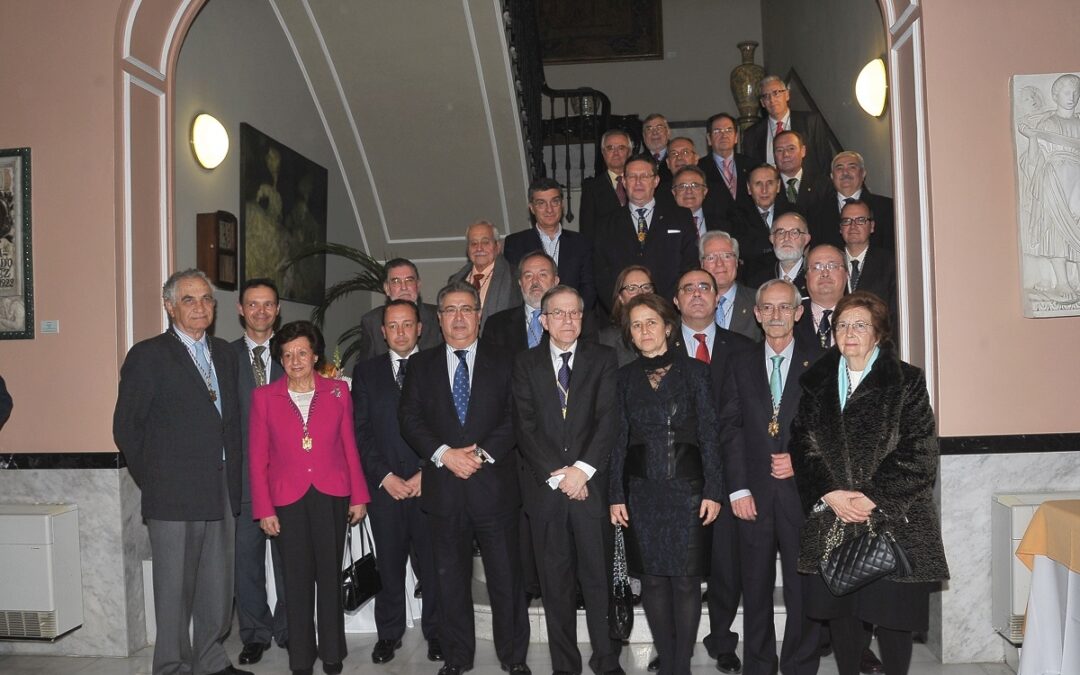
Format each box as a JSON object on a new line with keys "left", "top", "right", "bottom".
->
{"left": 608, "top": 294, "right": 724, "bottom": 675}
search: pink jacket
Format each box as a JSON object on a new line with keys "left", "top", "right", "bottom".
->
{"left": 248, "top": 374, "right": 369, "bottom": 519}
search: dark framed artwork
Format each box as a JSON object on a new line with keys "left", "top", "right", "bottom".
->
{"left": 0, "top": 147, "right": 33, "bottom": 339}
{"left": 239, "top": 123, "right": 327, "bottom": 305}
{"left": 538, "top": 0, "right": 663, "bottom": 64}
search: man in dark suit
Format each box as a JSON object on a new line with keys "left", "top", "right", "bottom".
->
{"left": 447, "top": 220, "right": 516, "bottom": 328}
{"left": 670, "top": 268, "right": 754, "bottom": 675}
{"left": 512, "top": 285, "right": 624, "bottom": 675}
{"left": 579, "top": 129, "right": 632, "bottom": 239}
{"left": 746, "top": 212, "right": 812, "bottom": 299}
{"left": 399, "top": 281, "right": 530, "bottom": 675}
{"left": 643, "top": 113, "right": 673, "bottom": 184}
{"left": 726, "top": 278, "right": 821, "bottom": 675}
{"left": 811, "top": 150, "right": 896, "bottom": 250}
{"left": 741, "top": 75, "right": 840, "bottom": 178}
{"left": 113, "top": 269, "right": 249, "bottom": 675}
{"left": 672, "top": 165, "right": 732, "bottom": 238}
{"left": 353, "top": 299, "right": 441, "bottom": 665}
{"left": 773, "top": 130, "right": 831, "bottom": 228}
{"left": 840, "top": 200, "right": 897, "bottom": 322}
{"left": 593, "top": 155, "right": 698, "bottom": 316}
{"left": 503, "top": 177, "right": 596, "bottom": 309}
{"left": 794, "top": 245, "right": 849, "bottom": 363}
{"left": 657, "top": 136, "right": 701, "bottom": 206}
{"left": 699, "top": 113, "right": 755, "bottom": 221}
{"left": 732, "top": 164, "right": 795, "bottom": 268}
{"left": 357, "top": 258, "right": 443, "bottom": 361}
{"left": 230, "top": 278, "right": 287, "bottom": 665}
{"left": 700, "top": 231, "right": 763, "bottom": 342}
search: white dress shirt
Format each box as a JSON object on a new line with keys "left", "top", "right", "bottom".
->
{"left": 543, "top": 340, "right": 598, "bottom": 489}
{"left": 765, "top": 112, "right": 791, "bottom": 166}
{"left": 433, "top": 342, "right": 493, "bottom": 466}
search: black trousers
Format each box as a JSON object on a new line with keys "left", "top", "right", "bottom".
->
{"left": 369, "top": 492, "right": 438, "bottom": 641}
{"left": 641, "top": 574, "right": 702, "bottom": 675}
{"left": 704, "top": 503, "right": 742, "bottom": 657}
{"left": 830, "top": 616, "right": 912, "bottom": 675}
{"left": 276, "top": 486, "right": 349, "bottom": 670}
{"left": 429, "top": 507, "right": 530, "bottom": 668}
{"left": 235, "top": 500, "right": 288, "bottom": 646}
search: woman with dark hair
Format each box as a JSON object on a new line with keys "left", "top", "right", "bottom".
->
{"left": 792, "top": 291, "right": 948, "bottom": 675}
{"left": 248, "top": 320, "right": 370, "bottom": 675}
{"left": 608, "top": 294, "right": 723, "bottom": 675}
{"left": 598, "top": 265, "right": 655, "bottom": 366}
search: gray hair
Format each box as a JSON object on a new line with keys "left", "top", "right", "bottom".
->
{"left": 755, "top": 278, "right": 802, "bottom": 306}
{"left": 831, "top": 150, "right": 866, "bottom": 171}
{"left": 466, "top": 219, "right": 500, "bottom": 241}
{"left": 758, "top": 75, "right": 786, "bottom": 95}
{"left": 699, "top": 230, "right": 740, "bottom": 259}
{"left": 540, "top": 285, "right": 584, "bottom": 312}
{"left": 437, "top": 279, "right": 481, "bottom": 311}
{"left": 516, "top": 250, "right": 557, "bottom": 278}
{"left": 162, "top": 268, "right": 212, "bottom": 304}
{"left": 601, "top": 128, "right": 631, "bottom": 147}
{"left": 771, "top": 211, "right": 809, "bottom": 234}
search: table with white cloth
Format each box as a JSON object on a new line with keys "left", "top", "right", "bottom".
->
{"left": 1015, "top": 499, "right": 1080, "bottom": 675}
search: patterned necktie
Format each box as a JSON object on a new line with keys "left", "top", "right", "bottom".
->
{"left": 715, "top": 296, "right": 728, "bottom": 328}
{"left": 528, "top": 308, "right": 543, "bottom": 348}
{"left": 452, "top": 350, "right": 470, "bottom": 425}
{"left": 615, "top": 175, "right": 627, "bottom": 207}
{"left": 636, "top": 208, "right": 648, "bottom": 245}
{"left": 786, "top": 177, "right": 798, "bottom": 202}
{"left": 471, "top": 273, "right": 483, "bottom": 290}
{"left": 693, "top": 333, "right": 710, "bottom": 364}
{"left": 693, "top": 215, "right": 702, "bottom": 239}
{"left": 722, "top": 157, "right": 736, "bottom": 198}
{"left": 775, "top": 119, "right": 785, "bottom": 135}
{"left": 396, "top": 357, "right": 408, "bottom": 389}
{"left": 769, "top": 354, "right": 785, "bottom": 408}
{"left": 817, "top": 309, "right": 833, "bottom": 348}
{"left": 194, "top": 341, "right": 221, "bottom": 415}
{"left": 850, "top": 259, "right": 862, "bottom": 291}
{"left": 557, "top": 352, "right": 572, "bottom": 417}
{"left": 760, "top": 210, "right": 771, "bottom": 229}
{"left": 252, "top": 345, "right": 267, "bottom": 387}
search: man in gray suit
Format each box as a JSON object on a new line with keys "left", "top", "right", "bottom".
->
{"left": 358, "top": 258, "right": 443, "bottom": 361}
{"left": 700, "top": 230, "right": 763, "bottom": 342}
{"left": 114, "top": 269, "right": 249, "bottom": 675}
{"left": 448, "top": 220, "right": 514, "bottom": 328}
{"left": 231, "top": 278, "right": 287, "bottom": 665}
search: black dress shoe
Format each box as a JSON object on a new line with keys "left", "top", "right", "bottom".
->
{"left": 208, "top": 667, "right": 253, "bottom": 675}
{"left": 323, "top": 662, "right": 343, "bottom": 675}
{"left": 702, "top": 589, "right": 709, "bottom": 603}
{"left": 632, "top": 593, "right": 642, "bottom": 606}
{"left": 859, "top": 647, "right": 884, "bottom": 674}
{"left": 716, "top": 652, "right": 742, "bottom": 673}
{"left": 502, "top": 665, "right": 531, "bottom": 674}
{"left": 372, "top": 639, "right": 402, "bottom": 664}
{"left": 428, "top": 638, "right": 445, "bottom": 661}
{"left": 575, "top": 589, "right": 585, "bottom": 609}
{"left": 239, "top": 642, "right": 270, "bottom": 665}
{"left": 647, "top": 656, "right": 660, "bottom": 672}
{"left": 438, "top": 665, "right": 472, "bottom": 675}
{"left": 291, "top": 669, "right": 313, "bottom": 675}
{"left": 414, "top": 580, "right": 423, "bottom": 598}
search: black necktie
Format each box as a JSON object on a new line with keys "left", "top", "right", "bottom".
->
{"left": 396, "top": 357, "right": 408, "bottom": 389}
{"left": 850, "top": 259, "right": 862, "bottom": 291}
{"left": 817, "top": 309, "right": 833, "bottom": 348}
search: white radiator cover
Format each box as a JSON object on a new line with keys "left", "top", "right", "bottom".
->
{"left": 0, "top": 504, "right": 83, "bottom": 640}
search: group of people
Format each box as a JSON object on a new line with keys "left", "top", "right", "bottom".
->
{"left": 112, "top": 74, "right": 946, "bottom": 675}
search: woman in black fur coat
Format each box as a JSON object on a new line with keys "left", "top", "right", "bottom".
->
{"left": 791, "top": 291, "right": 948, "bottom": 675}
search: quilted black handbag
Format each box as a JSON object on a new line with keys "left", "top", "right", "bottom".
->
{"left": 608, "top": 525, "right": 634, "bottom": 640}
{"left": 342, "top": 522, "right": 381, "bottom": 612}
{"left": 819, "top": 516, "right": 912, "bottom": 597}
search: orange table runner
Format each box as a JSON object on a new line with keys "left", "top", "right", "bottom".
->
{"left": 1016, "top": 499, "right": 1080, "bottom": 574}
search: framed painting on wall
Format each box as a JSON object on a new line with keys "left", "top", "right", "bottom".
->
{"left": 0, "top": 147, "right": 33, "bottom": 339}
{"left": 537, "top": 0, "right": 663, "bottom": 64}
{"left": 239, "top": 123, "right": 328, "bottom": 306}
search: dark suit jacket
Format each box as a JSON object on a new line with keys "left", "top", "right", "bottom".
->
{"left": 792, "top": 299, "right": 836, "bottom": 363}
{"left": 502, "top": 227, "right": 597, "bottom": 309}
{"left": 357, "top": 302, "right": 442, "bottom": 362}
{"left": 729, "top": 201, "right": 795, "bottom": 267}
{"left": 698, "top": 153, "right": 755, "bottom": 220}
{"left": 776, "top": 171, "right": 831, "bottom": 221}
{"left": 230, "top": 337, "right": 284, "bottom": 504}
{"left": 578, "top": 172, "right": 622, "bottom": 240}
{"left": 352, "top": 352, "right": 424, "bottom": 497}
{"left": 114, "top": 331, "right": 243, "bottom": 520}
{"left": 809, "top": 188, "right": 897, "bottom": 250}
{"left": 481, "top": 303, "right": 599, "bottom": 357}
{"left": 728, "top": 283, "right": 764, "bottom": 342}
{"left": 398, "top": 343, "right": 519, "bottom": 516}
{"left": 448, "top": 256, "right": 515, "bottom": 328}
{"left": 745, "top": 254, "right": 809, "bottom": 300}
{"left": 512, "top": 340, "right": 618, "bottom": 521}
{"left": 741, "top": 110, "right": 840, "bottom": 178}
{"left": 724, "top": 338, "right": 814, "bottom": 513}
{"left": 849, "top": 246, "right": 898, "bottom": 322}
{"left": 593, "top": 201, "right": 698, "bottom": 315}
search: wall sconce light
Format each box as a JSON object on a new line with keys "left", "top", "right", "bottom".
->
{"left": 191, "top": 113, "right": 229, "bottom": 169}
{"left": 855, "top": 58, "right": 887, "bottom": 117}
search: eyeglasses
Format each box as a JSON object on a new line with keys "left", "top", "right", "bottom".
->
{"left": 643, "top": 124, "right": 668, "bottom": 133}
{"left": 439, "top": 305, "right": 478, "bottom": 316}
{"left": 809, "top": 262, "right": 844, "bottom": 273}
{"left": 679, "top": 282, "right": 714, "bottom": 294}
{"left": 835, "top": 320, "right": 872, "bottom": 334}
{"left": 757, "top": 303, "right": 796, "bottom": 314}
{"left": 620, "top": 282, "right": 654, "bottom": 293}
{"left": 603, "top": 144, "right": 630, "bottom": 153}
{"left": 772, "top": 228, "right": 808, "bottom": 239}
{"left": 760, "top": 89, "right": 787, "bottom": 101}
{"left": 839, "top": 216, "right": 872, "bottom": 227}
{"left": 530, "top": 197, "right": 563, "bottom": 209}
{"left": 544, "top": 309, "right": 583, "bottom": 321}
{"left": 673, "top": 182, "right": 705, "bottom": 193}
{"left": 669, "top": 148, "right": 696, "bottom": 160}
{"left": 387, "top": 275, "right": 417, "bottom": 287}
{"left": 709, "top": 127, "right": 736, "bottom": 136}
{"left": 702, "top": 252, "right": 737, "bottom": 264}
{"left": 624, "top": 173, "right": 655, "bottom": 182}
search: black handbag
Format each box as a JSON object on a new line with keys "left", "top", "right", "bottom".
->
{"left": 819, "top": 516, "right": 912, "bottom": 597}
{"left": 342, "top": 522, "right": 381, "bottom": 612}
{"left": 608, "top": 525, "right": 634, "bottom": 640}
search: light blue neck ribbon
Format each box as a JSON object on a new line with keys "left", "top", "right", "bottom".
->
{"left": 838, "top": 345, "right": 880, "bottom": 411}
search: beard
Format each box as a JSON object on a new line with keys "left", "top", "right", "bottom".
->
{"left": 775, "top": 245, "right": 803, "bottom": 263}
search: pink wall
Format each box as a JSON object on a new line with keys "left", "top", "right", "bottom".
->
{"left": 921, "top": 0, "right": 1080, "bottom": 436}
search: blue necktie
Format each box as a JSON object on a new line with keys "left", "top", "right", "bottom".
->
{"left": 452, "top": 349, "right": 470, "bottom": 425}
{"left": 528, "top": 308, "right": 543, "bottom": 348}
{"left": 715, "top": 296, "right": 728, "bottom": 329}
{"left": 557, "top": 352, "right": 572, "bottom": 416}
{"left": 194, "top": 341, "right": 221, "bottom": 415}
{"left": 769, "top": 354, "right": 785, "bottom": 408}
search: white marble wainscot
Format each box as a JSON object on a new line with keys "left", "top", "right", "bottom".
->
{"left": 0, "top": 468, "right": 149, "bottom": 657}
{"left": 932, "top": 451, "right": 1080, "bottom": 664}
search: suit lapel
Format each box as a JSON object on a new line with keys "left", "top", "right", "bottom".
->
{"left": 780, "top": 340, "right": 812, "bottom": 425}
{"left": 167, "top": 332, "right": 218, "bottom": 402}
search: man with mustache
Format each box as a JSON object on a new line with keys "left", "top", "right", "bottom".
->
{"left": 747, "top": 212, "right": 812, "bottom": 299}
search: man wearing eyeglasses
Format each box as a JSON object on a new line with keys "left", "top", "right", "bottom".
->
{"left": 810, "top": 150, "right": 896, "bottom": 250}
{"left": 593, "top": 155, "right": 698, "bottom": 316}
{"left": 657, "top": 136, "right": 700, "bottom": 205}
{"left": 839, "top": 200, "right": 897, "bottom": 322}
{"left": 580, "top": 129, "right": 634, "bottom": 239}
{"left": 741, "top": 75, "right": 839, "bottom": 178}
{"left": 399, "top": 281, "right": 531, "bottom": 675}
{"left": 643, "top": 113, "right": 673, "bottom": 183}
{"left": 700, "top": 231, "right": 762, "bottom": 342}
{"left": 699, "top": 112, "right": 755, "bottom": 220}
{"left": 448, "top": 220, "right": 516, "bottom": 328}
{"left": 358, "top": 258, "right": 443, "bottom": 361}
{"left": 794, "top": 245, "right": 850, "bottom": 360}
{"left": 511, "top": 285, "right": 625, "bottom": 675}
{"left": 503, "top": 177, "right": 596, "bottom": 309}
{"left": 746, "top": 212, "right": 812, "bottom": 299}
{"left": 672, "top": 165, "right": 733, "bottom": 239}
{"left": 723, "top": 278, "right": 822, "bottom": 675}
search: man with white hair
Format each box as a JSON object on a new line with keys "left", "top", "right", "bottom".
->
{"left": 741, "top": 75, "right": 839, "bottom": 178}
{"left": 811, "top": 150, "right": 896, "bottom": 250}
{"left": 746, "top": 212, "right": 812, "bottom": 299}
{"left": 448, "top": 220, "right": 515, "bottom": 328}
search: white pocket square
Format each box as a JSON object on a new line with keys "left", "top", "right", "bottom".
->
{"left": 666, "top": 229, "right": 680, "bottom": 234}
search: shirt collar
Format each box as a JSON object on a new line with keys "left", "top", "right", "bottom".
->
{"left": 765, "top": 337, "right": 795, "bottom": 361}
{"left": 548, "top": 339, "right": 578, "bottom": 360}
{"left": 535, "top": 224, "right": 562, "bottom": 242}
{"left": 243, "top": 332, "right": 273, "bottom": 351}
{"left": 681, "top": 321, "right": 716, "bottom": 345}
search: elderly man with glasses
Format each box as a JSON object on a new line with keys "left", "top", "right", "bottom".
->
{"left": 741, "top": 75, "right": 839, "bottom": 178}
{"left": 698, "top": 112, "right": 756, "bottom": 221}
{"left": 580, "top": 129, "right": 634, "bottom": 239}
{"left": 747, "top": 211, "right": 813, "bottom": 299}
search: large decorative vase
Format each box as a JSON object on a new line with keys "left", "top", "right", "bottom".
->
{"left": 730, "top": 41, "right": 765, "bottom": 131}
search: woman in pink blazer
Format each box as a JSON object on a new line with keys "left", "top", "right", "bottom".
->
{"left": 248, "top": 321, "right": 369, "bottom": 675}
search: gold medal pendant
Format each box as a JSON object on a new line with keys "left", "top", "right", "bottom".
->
{"left": 302, "top": 435, "right": 313, "bottom": 451}
{"left": 209, "top": 389, "right": 217, "bottom": 403}
{"left": 768, "top": 415, "right": 780, "bottom": 438}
